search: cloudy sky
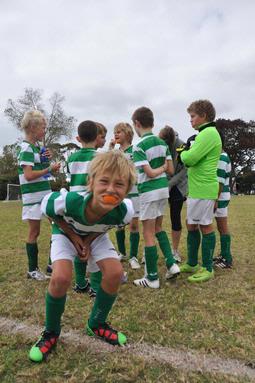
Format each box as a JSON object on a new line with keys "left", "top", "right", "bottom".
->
{"left": 1, "top": 0, "right": 255, "bottom": 151}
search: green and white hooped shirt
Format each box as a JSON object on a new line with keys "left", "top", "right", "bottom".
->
{"left": 123, "top": 145, "right": 139, "bottom": 199}
{"left": 217, "top": 152, "right": 231, "bottom": 208}
{"left": 67, "top": 148, "right": 96, "bottom": 192}
{"left": 133, "top": 132, "right": 172, "bottom": 203}
{"left": 18, "top": 141, "right": 51, "bottom": 206}
{"left": 41, "top": 189, "right": 134, "bottom": 236}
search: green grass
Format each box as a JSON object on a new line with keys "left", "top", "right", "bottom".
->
{"left": 0, "top": 196, "right": 254, "bottom": 382}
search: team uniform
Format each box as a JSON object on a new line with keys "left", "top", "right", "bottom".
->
{"left": 133, "top": 133, "right": 171, "bottom": 220}
{"left": 124, "top": 146, "right": 140, "bottom": 217}
{"left": 41, "top": 189, "right": 134, "bottom": 271}
{"left": 18, "top": 140, "right": 52, "bottom": 280}
{"left": 180, "top": 122, "right": 222, "bottom": 280}
{"left": 132, "top": 133, "right": 178, "bottom": 285}
{"left": 67, "top": 148, "right": 96, "bottom": 192}
{"left": 215, "top": 152, "right": 231, "bottom": 217}
{"left": 214, "top": 151, "right": 233, "bottom": 268}
{"left": 66, "top": 147, "right": 97, "bottom": 294}
{"left": 18, "top": 140, "right": 51, "bottom": 220}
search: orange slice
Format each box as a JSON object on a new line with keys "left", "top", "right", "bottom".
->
{"left": 102, "top": 195, "right": 119, "bottom": 205}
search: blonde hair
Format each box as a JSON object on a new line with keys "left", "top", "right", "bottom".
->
{"left": 114, "top": 122, "right": 134, "bottom": 144}
{"left": 95, "top": 122, "right": 107, "bottom": 135}
{"left": 21, "top": 110, "right": 45, "bottom": 131}
{"left": 88, "top": 150, "right": 136, "bottom": 194}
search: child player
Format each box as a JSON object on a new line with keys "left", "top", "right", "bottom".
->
{"left": 29, "top": 150, "right": 136, "bottom": 362}
{"left": 132, "top": 107, "right": 180, "bottom": 289}
{"left": 18, "top": 110, "right": 60, "bottom": 280}
{"left": 213, "top": 131, "right": 232, "bottom": 268}
{"left": 67, "top": 120, "right": 97, "bottom": 297}
{"left": 110, "top": 122, "right": 141, "bottom": 269}
{"left": 179, "top": 99, "right": 222, "bottom": 282}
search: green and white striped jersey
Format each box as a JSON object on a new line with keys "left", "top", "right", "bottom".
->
{"left": 123, "top": 145, "right": 139, "bottom": 199}
{"left": 217, "top": 152, "right": 231, "bottom": 208}
{"left": 67, "top": 148, "right": 96, "bottom": 192}
{"left": 18, "top": 141, "right": 51, "bottom": 206}
{"left": 41, "top": 189, "right": 134, "bottom": 236}
{"left": 133, "top": 132, "right": 172, "bottom": 203}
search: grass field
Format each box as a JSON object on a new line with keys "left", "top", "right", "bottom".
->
{"left": 0, "top": 196, "right": 254, "bottom": 382}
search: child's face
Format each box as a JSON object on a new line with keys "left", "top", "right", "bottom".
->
{"left": 189, "top": 112, "right": 207, "bottom": 130}
{"left": 114, "top": 129, "right": 128, "bottom": 145}
{"left": 90, "top": 170, "right": 129, "bottom": 210}
{"left": 32, "top": 119, "right": 46, "bottom": 141}
{"left": 95, "top": 133, "right": 106, "bottom": 149}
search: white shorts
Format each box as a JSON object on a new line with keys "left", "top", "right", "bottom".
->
{"left": 50, "top": 232, "right": 119, "bottom": 273}
{"left": 215, "top": 207, "right": 228, "bottom": 218}
{"left": 139, "top": 198, "right": 167, "bottom": 221}
{"left": 22, "top": 204, "right": 43, "bottom": 221}
{"left": 130, "top": 196, "right": 140, "bottom": 218}
{"left": 187, "top": 198, "right": 215, "bottom": 225}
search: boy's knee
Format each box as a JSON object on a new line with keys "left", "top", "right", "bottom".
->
{"left": 103, "top": 263, "right": 123, "bottom": 284}
{"left": 50, "top": 274, "right": 71, "bottom": 292}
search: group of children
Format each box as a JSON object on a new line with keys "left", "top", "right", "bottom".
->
{"left": 17, "top": 100, "right": 232, "bottom": 362}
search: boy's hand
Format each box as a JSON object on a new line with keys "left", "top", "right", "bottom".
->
{"left": 50, "top": 163, "right": 61, "bottom": 173}
{"left": 108, "top": 139, "right": 116, "bottom": 150}
{"left": 45, "top": 149, "right": 53, "bottom": 160}
{"left": 69, "top": 233, "right": 87, "bottom": 257}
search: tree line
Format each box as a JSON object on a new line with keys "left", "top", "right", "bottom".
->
{"left": 0, "top": 88, "right": 255, "bottom": 199}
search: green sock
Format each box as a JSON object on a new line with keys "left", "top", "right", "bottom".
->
{"left": 45, "top": 292, "right": 66, "bottom": 335}
{"left": 88, "top": 287, "right": 117, "bottom": 328}
{"left": 202, "top": 232, "right": 216, "bottom": 272}
{"left": 74, "top": 256, "right": 87, "bottom": 288}
{"left": 90, "top": 271, "right": 102, "bottom": 293}
{"left": 130, "top": 232, "right": 140, "bottom": 259}
{"left": 115, "top": 229, "right": 126, "bottom": 255}
{"left": 156, "top": 231, "right": 175, "bottom": 268}
{"left": 26, "top": 243, "right": 38, "bottom": 272}
{"left": 144, "top": 246, "right": 158, "bottom": 281}
{"left": 220, "top": 234, "right": 232, "bottom": 263}
{"left": 187, "top": 230, "right": 201, "bottom": 266}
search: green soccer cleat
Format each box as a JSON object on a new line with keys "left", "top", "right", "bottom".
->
{"left": 29, "top": 330, "right": 58, "bottom": 362}
{"left": 187, "top": 267, "right": 214, "bottom": 283}
{"left": 86, "top": 322, "right": 127, "bottom": 346}
{"left": 179, "top": 263, "right": 200, "bottom": 273}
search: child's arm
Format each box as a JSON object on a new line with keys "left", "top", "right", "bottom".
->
{"left": 165, "top": 159, "right": 174, "bottom": 176}
{"left": 142, "top": 163, "right": 168, "bottom": 178}
{"left": 23, "top": 163, "right": 61, "bottom": 181}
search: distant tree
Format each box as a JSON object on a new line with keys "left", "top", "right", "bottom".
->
{"left": 4, "top": 88, "right": 76, "bottom": 145}
{"left": 216, "top": 119, "right": 255, "bottom": 192}
{"left": 236, "top": 170, "right": 255, "bottom": 194}
{"left": 0, "top": 143, "right": 19, "bottom": 176}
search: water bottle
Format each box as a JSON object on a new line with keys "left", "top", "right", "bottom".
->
{"left": 40, "top": 147, "right": 51, "bottom": 179}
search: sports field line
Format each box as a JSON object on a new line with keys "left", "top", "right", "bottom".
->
{"left": 0, "top": 316, "right": 254, "bottom": 381}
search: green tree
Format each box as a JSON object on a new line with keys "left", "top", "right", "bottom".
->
{"left": 216, "top": 118, "right": 255, "bottom": 192}
{"left": 4, "top": 88, "right": 76, "bottom": 145}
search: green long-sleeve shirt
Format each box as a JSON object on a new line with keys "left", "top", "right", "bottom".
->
{"left": 180, "top": 123, "right": 222, "bottom": 199}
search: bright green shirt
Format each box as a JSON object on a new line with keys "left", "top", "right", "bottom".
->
{"left": 180, "top": 123, "right": 222, "bottom": 199}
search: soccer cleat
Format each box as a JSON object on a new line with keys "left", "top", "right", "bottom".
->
{"left": 214, "top": 257, "right": 232, "bottom": 269}
{"left": 165, "top": 263, "right": 180, "bottom": 280}
{"left": 173, "top": 250, "right": 182, "bottom": 263}
{"left": 187, "top": 267, "right": 214, "bottom": 283}
{"left": 129, "top": 257, "right": 141, "bottom": 270}
{"left": 179, "top": 263, "right": 200, "bottom": 273}
{"left": 46, "top": 264, "right": 53, "bottom": 274}
{"left": 29, "top": 330, "right": 58, "bottom": 362}
{"left": 86, "top": 322, "right": 127, "bottom": 346}
{"left": 118, "top": 253, "right": 128, "bottom": 261}
{"left": 121, "top": 271, "right": 128, "bottom": 284}
{"left": 133, "top": 277, "right": 160, "bottom": 289}
{"left": 73, "top": 280, "right": 97, "bottom": 298}
{"left": 27, "top": 269, "right": 50, "bottom": 281}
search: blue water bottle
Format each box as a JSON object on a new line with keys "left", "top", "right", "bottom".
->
{"left": 40, "top": 147, "right": 51, "bottom": 179}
